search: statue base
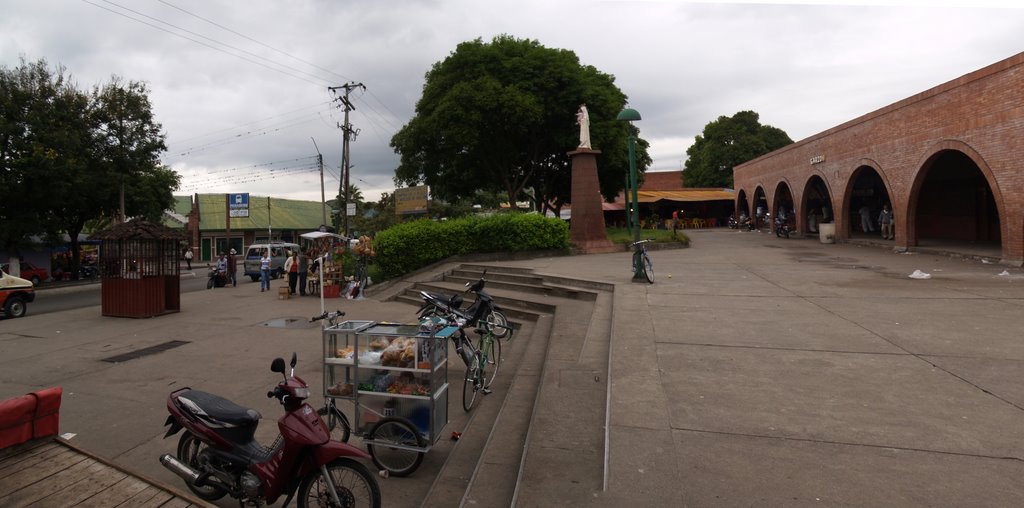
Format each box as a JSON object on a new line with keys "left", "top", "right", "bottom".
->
{"left": 567, "top": 148, "right": 617, "bottom": 254}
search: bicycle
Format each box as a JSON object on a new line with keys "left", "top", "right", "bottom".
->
{"left": 631, "top": 239, "right": 655, "bottom": 284}
{"left": 461, "top": 325, "right": 505, "bottom": 412}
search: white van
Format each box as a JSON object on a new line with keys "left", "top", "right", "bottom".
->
{"left": 242, "top": 242, "right": 299, "bottom": 281}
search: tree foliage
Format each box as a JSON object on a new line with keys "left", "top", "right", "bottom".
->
{"left": 0, "top": 58, "right": 177, "bottom": 271}
{"left": 684, "top": 110, "right": 793, "bottom": 188}
{"left": 391, "top": 35, "right": 651, "bottom": 213}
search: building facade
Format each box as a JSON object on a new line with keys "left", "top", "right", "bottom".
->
{"left": 733, "top": 52, "right": 1024, "bottom": 265}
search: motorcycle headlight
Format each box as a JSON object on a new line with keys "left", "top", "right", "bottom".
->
{"left": 293, "top": 387, "right": 310, "bottom": 399}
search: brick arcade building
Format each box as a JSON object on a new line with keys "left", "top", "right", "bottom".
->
{"left": 733, "top": 51, "right": 1024, "bottom": 265}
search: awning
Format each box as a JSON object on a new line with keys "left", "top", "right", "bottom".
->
{"left": 300, "top": 231, "right": 349, "bottom": 241}
{"left": 636, "top": 189, "right": 736, "bottom": 203}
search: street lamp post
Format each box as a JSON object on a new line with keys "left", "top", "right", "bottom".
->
{"left": 616, "top": 108, "right": 642, "bottom": 245}
{"left": 617, "top": 108, "right": 646, "bottom": 282}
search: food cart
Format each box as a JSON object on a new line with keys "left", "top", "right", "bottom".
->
{"left": 322, "top": 320, "right": 455, "bottom": 476}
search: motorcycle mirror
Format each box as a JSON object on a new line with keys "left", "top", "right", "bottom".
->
{"left": 290, "top": 352, "right": 297, "bottom": 368}
{"left": 271, "top": 357, "right": 286, "bottom": 374}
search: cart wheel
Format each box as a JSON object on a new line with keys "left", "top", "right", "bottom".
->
{"left": 366, "top": 416, "right": 425, "bottom": 477}
{"left": 317, "top": 405, "right": 351, "bottom": 443}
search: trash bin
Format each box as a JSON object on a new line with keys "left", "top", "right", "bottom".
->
{"left": 819, "top": 223, "right": 835, "bottom": 244}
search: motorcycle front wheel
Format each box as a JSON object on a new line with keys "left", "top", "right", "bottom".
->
{"left": 296, "top": 457, "right": 381, "bottom": 508}
{"left": 206, "top": 278, "right": 214, "bottom": 289}
{"left": 483, "top": 310, "right": 510, "bottom": 339}
{"left": 176, "top": 431, "right": 227, "bottom": 501}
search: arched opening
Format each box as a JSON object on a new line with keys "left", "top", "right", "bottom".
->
{"left": 772, "top": 181, "right": 795, "bottom": 233}
{"left": 736, "top": 190, "right": 750, "bottom": 218}
{"left": 753, "top": 186, "right": 768, "bottom": 230}
{"left": 802, "top": 175, "right": 833, "bottom": 234}
{"left": 846, "top": 166, "right": 892, "bottom": 239}
{"left": 913, "top": 150, "right": 1000, "bottom": 248}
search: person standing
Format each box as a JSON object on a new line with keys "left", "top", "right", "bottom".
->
{"left": 298, "top": 250, "right": 309, "bottom": 296}
{"left": 259, "top": 249, "right": 271, "bottom": 292}
{"left": 227, "top": 249, "right": 237, "bottom": 287}
{"left": 184, "top": 248, "right": 193, "bottom": 270}
{"left": 284, "top": 250, "right": 299, "bottom": 295}
{"left": 878, "top": 203, "right": 894, "bottom": 240}
{"left": 858, "top": 204, "right": 875, "bottom": 233}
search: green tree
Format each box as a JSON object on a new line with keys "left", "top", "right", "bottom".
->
{"left": 0, "top": 59, "right": 176, "bottom": 274}
{"left": 391, "top": 35, "right": 650, "bottom": 212}
{"left": 684, "top": 110, "right": 793, "bottom": 188}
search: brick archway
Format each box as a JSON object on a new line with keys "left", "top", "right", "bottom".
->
{"left": 800, "top": 172, "right": 834, "bottom": 235}
{"left": 841, "top": 159, "right": 895, "bottom": 239}
{"left": 907, "top": 139, "right": 1008, "bottom": 258}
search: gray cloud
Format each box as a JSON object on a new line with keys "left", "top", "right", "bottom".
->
{"left": 2, "top": 0, "right": 1021, "bottom": 202}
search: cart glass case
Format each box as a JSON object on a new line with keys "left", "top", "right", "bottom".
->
{"left": 323, "top": 321, "right": 454, "bottom": 446}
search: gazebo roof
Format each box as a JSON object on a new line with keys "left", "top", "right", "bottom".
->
{"left": 91, "top": 219, "right": 187, "bottom": 241}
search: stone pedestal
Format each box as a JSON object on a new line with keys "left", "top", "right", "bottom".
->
{"left": 568, "top": 148, "right": 618, "bottom": 254}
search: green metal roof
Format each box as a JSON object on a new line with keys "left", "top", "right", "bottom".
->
{"left": 196, "top": 194, "right": 326, "bottom": 231}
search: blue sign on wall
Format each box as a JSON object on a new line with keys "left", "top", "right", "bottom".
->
{"left": 229, "top": 193, "right": 249, "bottom": 217}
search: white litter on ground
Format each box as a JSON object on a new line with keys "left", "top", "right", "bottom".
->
{"left": 909, "top": 269, "right": 931, "bottom": 279}
{"left": 982, "top": 259, "right": 994, "bottom": 264}
{"left": 998, "top": 270, "right": 1011, "bottom": 277}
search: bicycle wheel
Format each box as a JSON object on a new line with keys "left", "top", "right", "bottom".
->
{"left": 366, "top": 416, "right": 425, "bottom": 477}
{"left": 296, "top": 457, "right": 381, "bottom": 508}
{"left": 642, "top": 253, "right": 655, "bottom": 284}
{"left": 462, "top": 353, "right": 483, "bottom": 412}
{"left": 482, "top": 336, "right": 501, "bottom": 388}
{"left": 483, "top": 310, "right": 510, "bottom": 339}
{"left": 317, "top": 405, "right": 351, "bottom": 443}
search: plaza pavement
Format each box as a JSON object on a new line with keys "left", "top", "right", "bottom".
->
{"left": 2, "top": 228, "right": 1023, "bottom": 506}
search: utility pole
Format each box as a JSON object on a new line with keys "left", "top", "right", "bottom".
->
{"left": 328, "top": 82, "right": 364, "bottom": 237}
{"left": 311, "top": 138, "right": 327, "bottom": 228}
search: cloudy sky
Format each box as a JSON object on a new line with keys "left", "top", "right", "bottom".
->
{"left": 2, "top": 0, "right": 1022, "bottom": 203}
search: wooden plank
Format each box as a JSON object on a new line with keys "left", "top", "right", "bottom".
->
{"left": 29, "top": 462, "right": 128, "bottom": 507}
{"left": 1, "top": 457, "right": 96, "bottom": 506}
{"left": 157, "top": 496, "right": 195, "bottom": 508}
{"left": 0, "top": 440, "right": 51, "bottom": 462}
{"left": 75, "top": 476, "right": 150, "bottom": 508}
{"left": 0, "top": 448, "right": 86, "bottom": 497}
{"left": 114, "top": 484, "right": 163, "bottom": 507}
{"left": 0, "top": 442, "right": 66, "bottom": 479}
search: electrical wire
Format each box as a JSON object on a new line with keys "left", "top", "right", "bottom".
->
{"left": 82, "top": 0, "right": 333, "bottom": 88}
{"left": 157, "top": 0, "right": 355, "bottom": 84}
{"left": 170, "top": 100, "right": 332, "bottom": 145}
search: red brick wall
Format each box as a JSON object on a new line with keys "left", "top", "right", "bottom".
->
{"left": 734, "top": 51, "right": 1024, "bottom": 265}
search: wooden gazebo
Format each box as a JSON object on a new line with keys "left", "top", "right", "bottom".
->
{"left": 92, "top": 220, "right": 185, "bottom": 318}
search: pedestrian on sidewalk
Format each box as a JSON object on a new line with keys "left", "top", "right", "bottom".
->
{"left": 284, "top": 250, "right": 299, "bottom": 295}
{"left": 259, "top": 249, "right": 271, "bottom": 292}
{"left": 878, "top": 203, "right": 894, "bottom": 240}
{"left": 858, "top": 204, "right": 875, "bottom": 233}
{"left": 298, "top": 250, "right": 309, "bottom": 296}
{"left": 227, "top": 249, "right": 237, "bottom": 287}
{"left": 184, "top": 248, "right": 192, "bottom": 270}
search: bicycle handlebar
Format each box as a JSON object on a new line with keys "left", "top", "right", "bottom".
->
{"left": 310, "top": 310, "right": 345, "bottom": 322}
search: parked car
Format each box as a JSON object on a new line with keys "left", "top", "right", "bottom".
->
{"left": 242, "top": 242, "right": 299, "bottom": 282}
{"left": 1, "top": 262, "right": 48, "bottom": 285}
{"left": 0, "top": 269, "right": 35, "bottom": 318}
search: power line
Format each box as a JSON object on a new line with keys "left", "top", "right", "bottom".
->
{"left": 170, "top": 100, "right": 332, "bottom": 145}
{"left": 82, "top": 0, "right": 333, "bottom": 88}
{"left": 165, "top": 115, "right": 325, "bottom": 158}
{"left": 157, "top": 0, "right": 355, "bottom": 84}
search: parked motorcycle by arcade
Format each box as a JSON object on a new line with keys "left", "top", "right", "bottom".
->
{"left": 773, "top": 212, "right": 792, "bottom": 239}
{"left": 160, "top": 353, "right": 381, "bottom": 507}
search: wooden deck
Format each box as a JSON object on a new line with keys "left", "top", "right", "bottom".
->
{"left": 0, "top": 437, "right": 210, "bottom": 507}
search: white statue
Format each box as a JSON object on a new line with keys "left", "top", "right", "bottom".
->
{"left": 576, "top": 103, "right": 591, "bottom": 149}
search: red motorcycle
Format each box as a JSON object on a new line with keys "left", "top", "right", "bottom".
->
{"left": 160, "top": 353, "right": 381, "bottom": 507}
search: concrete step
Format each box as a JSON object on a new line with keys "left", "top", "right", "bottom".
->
{"left": 444, "top": 272, "right": 600, "bottom": 302}
{"left": 419, "top": 314, "right": 554, "bottom": 507}
{"left": 394, "top": 289, "right": 542, "bottom": 324}
{"left": 409, "top": 282, "right": 558, "bottom": 316}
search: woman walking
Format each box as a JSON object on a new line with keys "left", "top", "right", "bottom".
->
{"left": 259, "top": 249, "right": 271, "bottom": 292}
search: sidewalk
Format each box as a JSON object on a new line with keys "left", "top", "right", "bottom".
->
{"left": 3, "top": 229, "right": 1023, "bottom": 506}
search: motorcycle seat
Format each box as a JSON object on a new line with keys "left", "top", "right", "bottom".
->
{"left": 178, "top": 389, "right": 261, "bottom": 427}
